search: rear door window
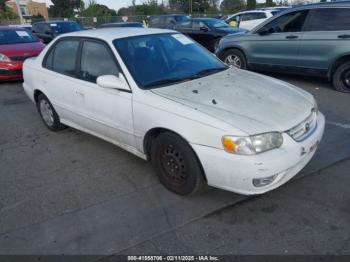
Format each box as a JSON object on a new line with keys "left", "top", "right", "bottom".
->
{"left": 44, "top": 39, "right": 80, "bottom": 77}
{"left": 304, "top": 8, "right": 350, "bottom": 31}
{"left": 242, "top": 13, "right": 267, "bottom": 21}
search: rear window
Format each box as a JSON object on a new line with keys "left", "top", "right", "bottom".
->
{"left": 305, "top": 8, "right": 350, "bottom": 31}
{"left": 242, "top": 13, "right": 267, "bottom": 21}
{"left": 0, "top": 30, "right": 38, "bottom": 45}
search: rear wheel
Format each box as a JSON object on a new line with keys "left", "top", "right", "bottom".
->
{"left": 332, "top": 61, "right": 350, "bottom": 93}
{"left": 37, "top": 94, "right": 66, "bottom": 131}
{"left": 220, "top": 49, "right": 247, "bottom": 69}
{"left": 151, "top": 132, "right": 206, "bottom": 195}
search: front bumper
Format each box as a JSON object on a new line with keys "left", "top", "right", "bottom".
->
{"left": 0, "top": 61, "right": 23, "bottom": 81}
{"left": 192, "top": 112, "right": 325, "bottom": 195}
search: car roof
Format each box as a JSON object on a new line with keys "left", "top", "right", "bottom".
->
{"left": 150, "top": 14, "right": 187, "bottom": 17}
{"left": 297, "top": 0, "right": 350, "bottom": 8}
{"left": 0, "top": 26, "right": 27, "bottom": 31}
{"left": 102, "top": 22, "right": 141, "bottom": 25}
{"left": 192, "top": 17, "right": 220, "bottom": 21}
{"left": 59, "top": 28, "right": 175, "bottom": 42}
{"left": 33, "top": 21, "right": 78, "bottom": 25}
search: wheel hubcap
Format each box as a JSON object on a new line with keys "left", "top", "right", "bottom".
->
{"left": 225, "top": 54, "right": 241, "bottom": 68}
{"left": 160, "top": 145, "right": 187, "bottom": 186}
{"left": 39, "top": 100, "right": 54, "bottom": 126}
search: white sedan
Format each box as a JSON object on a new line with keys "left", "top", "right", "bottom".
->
{"left": 23, "top": 28, "right": 325, "bottom": 196}
{"left": 226, "top": 10, "right": 277, "bottom": 31}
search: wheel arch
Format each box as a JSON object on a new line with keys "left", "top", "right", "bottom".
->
{"left": 33, "top": 89, "right": 44, "bottom": 103}
{"left": 328, "top": 54, "right": 350, "bottom": 80}
{"left": 218, "top": 46, "right": 248, "bottom": 64}
{"left": 143, "top": 127, "right": 208, "bottom": 182}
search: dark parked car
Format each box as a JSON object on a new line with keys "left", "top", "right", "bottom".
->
{"left": 175, "top": 18, "right": 247, "bottom": 52}
{"left": 216, "top": 2, "right": 350, "bottom": 93}
{"left": 149, "top": 14, "right": 190, "bottom": 29}
{"left": 97, "top": 22, "right": 144, "bottom": 28}
{"left": 32, "top": 21, "right": 83, "bottom": 43}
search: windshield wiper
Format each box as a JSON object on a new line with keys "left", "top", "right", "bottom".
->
{"left": 143, "top": 77, "right": 191, "bottom": 88}
{"left": 189, "top": 67, "right": 227, "bottom": 79}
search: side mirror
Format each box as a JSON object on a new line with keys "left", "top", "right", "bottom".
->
{"left": 97, "top": 75, "right": 130, "bottom": 92}
{"left": 200, "top": 26, "right": 209, "bottom": 32}
{"left": 257, "top": 27, "right": 270, "bottom": 35}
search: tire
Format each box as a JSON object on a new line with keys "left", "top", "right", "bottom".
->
{"left": 151, "top": 132, "right": 206, "bottom": 196}
{"left": 36, "top": 94, "right": 66, "bottom": 131}
{"left": 220, "top": 49, "right": 247, "bottom": 69}
{"left": 332, "top": 61, "right": 350, "bottom": 93}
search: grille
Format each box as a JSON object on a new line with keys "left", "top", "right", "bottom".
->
{"left": 0, "top": 69, "right": 22, "bottom": 76}
{"left": 287, "top": 109, "right": 317, "bottom": 142}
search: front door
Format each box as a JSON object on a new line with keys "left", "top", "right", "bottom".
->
{"left": 73, "top": 40, "right": 134, "bottom": 147}
{"left": 246, "top": 10, "right": 309, "bottom": 70}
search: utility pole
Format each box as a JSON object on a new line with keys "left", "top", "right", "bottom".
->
{"left": 189, "top": 0, "right": 192, "bottom": 15}
{"left": 14, "top": 0, "right": 24, "bottom": 24}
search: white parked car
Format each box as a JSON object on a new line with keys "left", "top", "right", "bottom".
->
{"left": 23, "top": 28, "right": 325, "bottom": 196}
{"left": 226, "top": 10, "right": 278, "bottom": 31}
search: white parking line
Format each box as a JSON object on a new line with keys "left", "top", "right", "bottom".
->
{"left": 327, "top": 121, "right": 350, "bottom": 129}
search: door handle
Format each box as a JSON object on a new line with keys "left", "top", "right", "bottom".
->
{"left": 286, "top": 35, "right": 298, "bottom": 39}
{"left": 75, "top": 90, "right": 84, "bottom": 96}
{"left": 338, "top": 34, "right": 350, "bottom": 39}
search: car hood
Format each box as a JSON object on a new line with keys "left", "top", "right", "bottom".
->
{"left": 151, "top": 68, "right": 315, "bottom": 135}
{"left": 0, "top": 41, "right": 45, "bottom": 57}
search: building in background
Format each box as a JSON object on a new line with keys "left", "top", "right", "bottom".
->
{"left": 6, "top": 0, "right": 49, "bottom": 20}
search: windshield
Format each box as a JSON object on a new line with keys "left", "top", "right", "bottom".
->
{"left": 114, "top": 33, "right": 227, "bottom": 89}
{"left": 50, "top": 22, "right": 82, "bottom": 34}
{"left": 0, "top": 30, "right": 38, "bottom": 45}
{"left": 205, "top": 19, "right": 230, "bottom": 28}
{"left": 175, "top": 16, "right": 190, "bottom": 22}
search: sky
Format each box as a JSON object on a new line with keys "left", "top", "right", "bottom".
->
{"left": 36, "top": 0, "right": 138, "bottom": 11}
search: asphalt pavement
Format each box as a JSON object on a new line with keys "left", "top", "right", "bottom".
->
{"left": 0, "top": 74, "right": 349, "bottom": 257}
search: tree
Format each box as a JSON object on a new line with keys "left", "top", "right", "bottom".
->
{"left": 81, "top": 2, "right": 117, "bottom": 17}
{"left": 0, "top": 0, "right": 18, "bottom": 19}
{"left": 168, "top": 0, "right": 213, "bottom": 14}
{"left": 117, "top": 0, "right": 166, "bottom": 16}
{"left": 247, "top": 0, "right": 256, "bottom": 9}
{"left": 49, "top": 0, "right": 76, "bottom": 18}
{"left": 220, "top": 0, "right": 246, "bottom": 13}
{"left": 265, "top": 0, "right": 275, "bottom": 7}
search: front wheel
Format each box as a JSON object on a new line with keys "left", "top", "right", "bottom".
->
{"left": 151, "top": 132, "right": 206, "bottom": 196}
{"left": 333, "top": 61, "right": 350, "bottom": 93}
{"left": 220, "top": 49, "right": 247, "bottom": 69}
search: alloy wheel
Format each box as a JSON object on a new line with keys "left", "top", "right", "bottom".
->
{"left": 225, "top": 54, "right": 242, "bottom": 68}
{"left": 39, "top": 99, "right": 54, "bottom": 127}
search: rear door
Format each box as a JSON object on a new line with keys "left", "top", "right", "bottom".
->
{"left": 245, "top": 10, "right": 309, "bottom": 69}
{"left": 41, "top": 38, "right": 82, "bottom": 122}
{"left": 298, "top": 8, "right": 350, "bottom": 73}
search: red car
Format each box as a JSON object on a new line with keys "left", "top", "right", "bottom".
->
{"left": 0, "top": 26, "right": 45, "bottom": 81}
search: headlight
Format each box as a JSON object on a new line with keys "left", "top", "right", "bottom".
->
{"left": 222, "top": 132, "right": 283, "bottom": 155}
{"left": 0, "top": 53, "right": 11, "bottom": 62}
